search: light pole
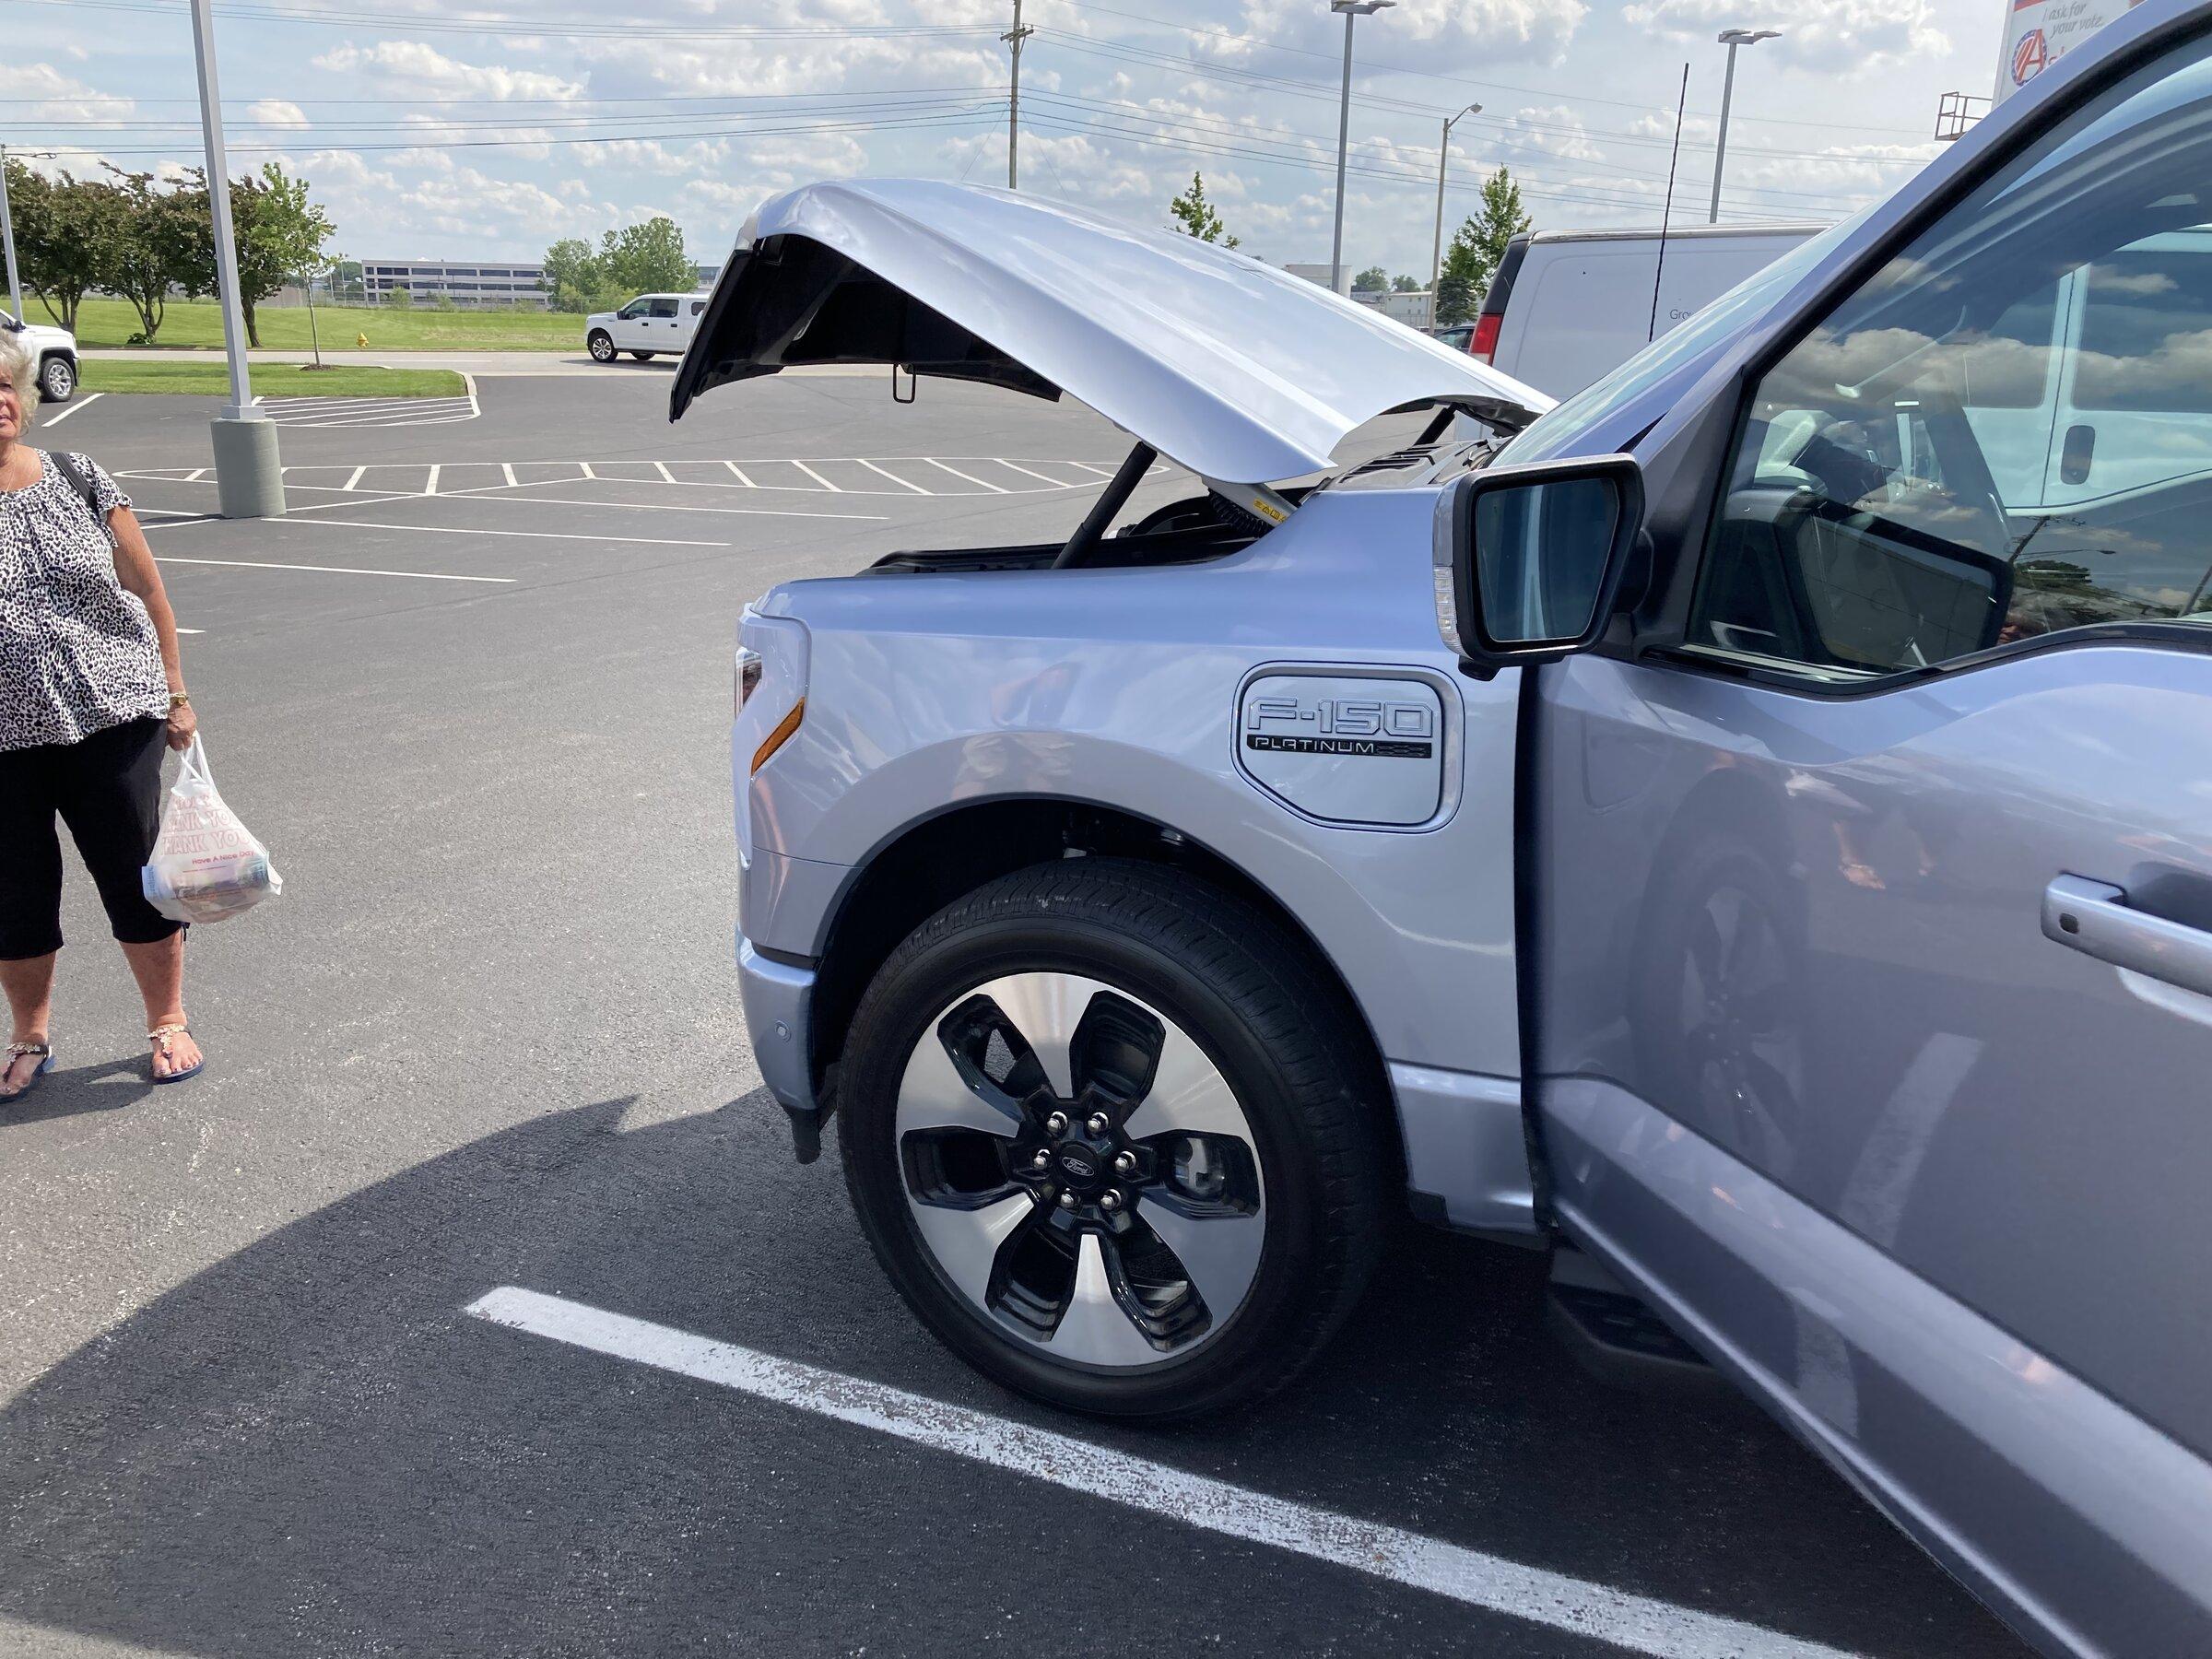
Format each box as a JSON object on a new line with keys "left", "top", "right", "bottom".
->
{"left": 190, "top": 0, "right": 283, "bottom": 517}
{"left": 1428, "top": 103, "right": 1480, "bottom": 328}
{"left": 1328, "top": 0, "right": 1393, "bottom": 297}
{"left": 1710, "top": 27, "right": 1778, "bottom": 224}
{"left": 0, "top": 147, "right": 58, "bottom": 324}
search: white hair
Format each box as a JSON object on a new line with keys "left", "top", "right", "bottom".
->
{"left": 0, "top": 329, "right": 40, "bottom": 425}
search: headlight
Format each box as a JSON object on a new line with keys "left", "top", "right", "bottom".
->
{"left": 735, "top": 644, "right": 763, "bottom": 716}
{"left": 732, "top": 606, "right": 809, "bottom": 868}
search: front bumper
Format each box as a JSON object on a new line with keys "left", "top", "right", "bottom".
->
{"left": 737, "top": 935, "right": 817, "bottom": 1118}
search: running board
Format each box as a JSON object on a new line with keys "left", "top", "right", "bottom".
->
{"left": 1545, "top": 1249, "right": 1726, "bottom": 1398}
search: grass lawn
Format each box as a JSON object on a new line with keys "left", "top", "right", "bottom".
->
{"left": 82, "top": 361, "right": 468, "bottom": 398}
{"left": 59, "top": 296, "right": 578, "bottom": 353}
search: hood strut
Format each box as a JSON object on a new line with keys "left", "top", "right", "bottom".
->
{"left": 1054, "top": 442, "right": 1158, "bottom": 570}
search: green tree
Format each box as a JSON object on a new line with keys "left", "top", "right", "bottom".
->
{"left": 541, "top": 236, "right": 604, "bottom": 311}
{"left": 599, "top": 217, "right": 690, "bottom": 296}
{"left": 1436, "top": 167, "right": 1533, "bottom": 325}
{"left": 1167, "top": 171, "right": 1238, "bottom": 247}
{"left": 1353, "top": 265, "right": 1388, "bottom": 293}
{"left": 6, "top": 162, "right": 117, "bottom": 330}
{"left": 100, "top": 165, "right": 205, "bottom": 343}
{"left": 228, "top": 163, "right": 335, "bottom": 347}
{"left": 1391, "top": 273, "right": 1421, "bottom": 293}
{"left": 163, "top": 163, "right": 335, "bottom": 345}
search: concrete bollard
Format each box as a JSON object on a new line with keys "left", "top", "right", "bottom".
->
{"left": 209, "top": 414, "right": 285, "bottom": 519}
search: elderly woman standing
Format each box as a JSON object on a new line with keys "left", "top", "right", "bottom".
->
{"left": 0, "top": 331, "right": 205, "bottom": 1099}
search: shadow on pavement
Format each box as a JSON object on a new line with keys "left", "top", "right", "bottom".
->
{"left": 0, "top": 1093, "right": 2024, "bottom": 1657}
{"left": 1, "top": 1056, "right": 159, "bottom": 1128}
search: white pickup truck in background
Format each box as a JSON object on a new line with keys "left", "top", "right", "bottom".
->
{"left": 5, "top": 312, "right": 78, "bottom": 404}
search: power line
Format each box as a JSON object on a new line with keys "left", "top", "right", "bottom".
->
{"left": 28, "top": 106, "right": 1013, "bottom": 159}
{"left": 1042, "top": 0, "right": 1934, "bottom": 136}
{"left": 1037, "top": 30, "right": 1929, "bottom": 171}
{"left": 8, "top": 0, "right": 1003, "bottom": 40}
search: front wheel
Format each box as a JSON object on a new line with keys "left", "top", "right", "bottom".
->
{"left": 39, "top": 355, "right": 75, "bottom": 404}
{"left": 840, "top": 859, "right": 1393, "bottom": 1419}
{"left": 586, "top": 330, "right": 616, "bottom": 363}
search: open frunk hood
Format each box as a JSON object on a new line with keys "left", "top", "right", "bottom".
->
{"left": 671, "top": 180, "right": 1550, "bottom": 487}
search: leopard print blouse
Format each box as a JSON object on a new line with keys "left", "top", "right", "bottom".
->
{"left": 0, "top": 450, "right": 170, "bottom": 753}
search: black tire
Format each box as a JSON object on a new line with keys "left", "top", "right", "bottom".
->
{"left": 587, "top": 330, "right": 616, "bottom": 363}
{"left": 38, "top": 355, "right": 74, "bottom": 404}
{"left": 840, "top": 858, "right": 1393, "bottom": 1419}
{"left": 629, "top": 350, "right": 654, "bottom": 361}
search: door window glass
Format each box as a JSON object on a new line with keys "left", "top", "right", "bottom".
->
{"left": 689, "top": 300, "right": 705, "bottom": 317}
{"left": 648, "top": 298, "right": 679, "bottom": 319}
{"left": 618, "top": 299, "right": 648, "bottom": 318}
{"left": 2073, "top": 240, "right": 2212, "bottom": 413}
{"left": 1688, "top": 30, "right": 2212, "bottom": 681}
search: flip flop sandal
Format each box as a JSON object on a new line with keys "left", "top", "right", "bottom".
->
{"left": 147, "top": 1024, "right": 205, "bottom": 1086}
{"left": 2, "top": 1041, "right": 53, "bottom": 1101}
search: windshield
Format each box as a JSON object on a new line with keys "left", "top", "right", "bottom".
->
{"left": 1494, "top": 212, "right": 1866, "bottom": 466}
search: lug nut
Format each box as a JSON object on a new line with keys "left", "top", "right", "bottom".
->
{"left": 1058, "top": 1191, "right": 1078, "bottom": 1210}
{"left": 1086, "top": 1112, "right": 1111, "bottom": 1134}
{"left": 1113, "top": 1151, "right": 1137, "bottom": 1177}
{"left": 1031, "top": 1149, "right": 1052, "bottom": 1171}
{"left": 1045, "top": 1112, "right": 1069, "bottom": 1135}
{"left": 1100, "top": 1190, "right": 1123, "bottom": 1212}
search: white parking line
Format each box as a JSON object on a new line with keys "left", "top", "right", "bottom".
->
{"left": 454, "top": 488, "right": 888, "bottom": 523}
{"left": 926, "top": 458, "right": 1009, "bottom": 493}
{"left": 502, "top": 463, "right": 518, "bottom": 488}
{"left": 468, "top": 1288, "right": 1855, "bottom": 1659}
{"left": 234, "top": 517, "right": 731, "bottom": 547}
{"left": 345, "top": 465, "right": 367, "bottom": 491}
{"left": 426, "top": 465, "right": 441, "bottom": 497}
{"left": 857, "top": 458, "right": 931, "bottom": 494}
{"left": 41, "top": 391, "right": 102, "bottom": 428}
{"left": 724, "top": 461, "right": 754, "bottom": 487}
{"left": 153, "top": 555, "right": 513, "bottom": 583}
{"left": 653, "top": 460, "right": 677, "bottom": 484}
{"left": 792, "top": 461, "right": 841, "bottom": 492}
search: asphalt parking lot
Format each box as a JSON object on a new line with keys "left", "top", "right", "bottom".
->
{"left": 0, "top": 364, "right": 2030, "bottom": 1657}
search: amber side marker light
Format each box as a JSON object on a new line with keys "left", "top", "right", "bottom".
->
{"left": 752, "top": 698, "right": 806, "bottom": 774}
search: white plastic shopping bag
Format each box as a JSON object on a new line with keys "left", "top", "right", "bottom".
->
{"left": 142, "top": 736, "right": 282, "bottom": 925}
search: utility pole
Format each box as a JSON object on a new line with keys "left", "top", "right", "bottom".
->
{"left": 1004, "top": 0, "right": 1034, "bottom": 190}
{"left": 190, "top": 0, "right": 284, "bottom": 517}
{"left": 1327, "top": 0, "right": 1394, "bottom": 296}
{"left": 1710, "top": 28, "right": 1779, "bottom": 223}
{"left": 0, "top": 147, "right": 56, "bottom": 324}
{"left": 1428, "top": 104, "right": 1480, "bottom": 328}
{"left": 0, "top": 147, "right": 22, "bottom": 325}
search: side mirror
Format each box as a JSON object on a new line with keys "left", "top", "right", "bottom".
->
{"left": 1432, "top": 453, "right": 1645, "bottom": 674}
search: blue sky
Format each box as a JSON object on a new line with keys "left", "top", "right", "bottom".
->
{"left": 10, "top": 0, "right": 2006, "bottom": 281}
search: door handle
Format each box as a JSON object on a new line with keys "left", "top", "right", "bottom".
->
{"left": 2042, "top": 875, "right": 2212, "bottom": 998}
{"left": 2060, "top": 423, "right": 2096, "bottom": 486}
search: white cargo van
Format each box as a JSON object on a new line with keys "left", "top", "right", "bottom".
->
{"left": 1471, "top": 223, "right": 1821, "bottom": 398}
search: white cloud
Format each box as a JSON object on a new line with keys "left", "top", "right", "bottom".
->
{"left": 1210, "top": 0, "right": 1585, "bottom": 69}
{"left": 0, "top": 62, "right": 134, "bottom": 124}
{"left": 248, "top": 100, "right": 311, "bottom": 129}
{"left": 1621, "top": 0, "right": 1948, "bottom": 71}
{"left": 310, "top": 41, "right": 585, "bottom": 101}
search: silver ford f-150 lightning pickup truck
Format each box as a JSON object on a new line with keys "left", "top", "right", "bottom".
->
{"left": 675, "top": 9, "right": 2212, "bottom": 1648}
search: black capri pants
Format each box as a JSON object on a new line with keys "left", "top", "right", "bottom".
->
{"left": 0, "top": 717, "right": 182, "bottom": 960}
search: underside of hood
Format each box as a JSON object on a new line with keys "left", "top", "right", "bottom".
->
{"left": 671, "top": 180, "right": 1549, "bottom": 486}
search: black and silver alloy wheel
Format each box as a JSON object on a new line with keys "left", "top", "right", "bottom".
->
{"left": 39, "top": 355, "right": 74, "bottom": 404}
{"left": 897, "top": 971, "right": 1267, "bottom": 1368}
{"left": 587, "top": 329, "right": 616, "bottom": 362}
{"left": 841, "top": 859, "right": 1391, "bottom": 1418}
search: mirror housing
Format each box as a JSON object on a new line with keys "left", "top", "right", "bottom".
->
{"left": 1432, "top": 453, "right": 1645, "bottom": 674}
